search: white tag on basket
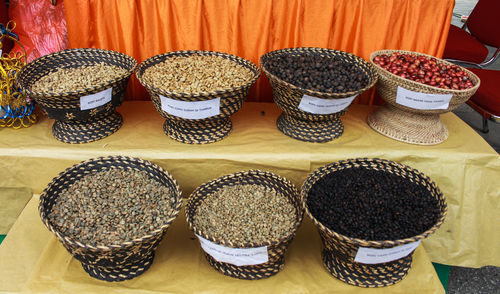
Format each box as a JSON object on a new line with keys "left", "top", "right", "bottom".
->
{"left": 396, "top": 86, "right": 452, "bottom": 110}
{"left": 160, "top": 96, "right": 220, "bottom": 119}
{"left": 298, "top": 94, "right": 357, "bottom": 114}
{"left": 196, "top": 234, "right": 268, "bottom": 266}
{"left": 354, "top": 240, "right": 421, "bottom": 264}
{"left": 80, "top": 87, "right": 113, "bottom": 110}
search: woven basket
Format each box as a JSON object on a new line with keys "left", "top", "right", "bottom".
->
{"left": 186, "top": 170, "right": 304, "bottom": 280}
{"left": 39, "top": 156, "right": 182, "bottom": 282}
{"left": 300, "top": 158, "right": 447, "bottom": 288}
{"left": 367, "top": 49, "right": 480, "bottom": 145}
{"left": 136, "top": 50, "right": 260, "bottom": 144}
{"left": 17, "top": 48, "right": 137, "bottom": 143}
{"left": 260, "top": 47, "right": 377, "bottom": 142}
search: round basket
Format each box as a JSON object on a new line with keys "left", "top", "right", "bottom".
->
{"left": 300, "top": 158, "right": 447, "bottom": 288}
{"left": 17, "top": 48, "right": 137, "bottom": 144}
{"left": 136, "top": 50, "right": 260, "bottom": 144}
{"left": 260, "top": 47, "right": 377, "bottom": 142}
{"left": 367, "top": 49, "right": 480, "bottom": 145}
{"left": 39, "top": 156, "right": 183, "bottom": 282}
{"left": 186, "top": 170, "right": 304, "bottom": 280}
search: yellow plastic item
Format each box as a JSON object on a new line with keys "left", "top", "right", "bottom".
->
{"left": 0, "top": 21, "right": 36, "bottom": 129}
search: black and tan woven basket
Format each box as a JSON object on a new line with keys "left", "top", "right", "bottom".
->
{"left": 260, "top": 47, "right": 377, "bottom": 143}
{"left": 17, "top": 48, "right": 137, "bottom": 144}
{"left": 367, "top": 49, "right": 480, "bottom": 145}
{"left": 136, "top": 51, "right": 260, "bottom": 144}
{"left": 186, "top": 170, "right": 304, "bottom": 280}
{"left": 39, "top": 156, "right": 183, "bottom": 282}
{"left": 300, "top": 158, "right": 447, "bottom": 288}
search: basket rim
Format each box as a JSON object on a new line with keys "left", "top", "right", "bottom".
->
{"left": 186, "top": 169, "right": 304, "bottom": 249}
{"left": 300, "top": 157, "right": 447, "bottom": 247}
{"left": 18, "top": 48, "right": 137, "bottom": 99}
{"left": 136, "top": 50, "right": 261, "bottom": 99}
{"left": 369, "top": 49, "right": 481, "bottom": 94}
{"left": 38, "top": 155, "right": 183, "bottom": 251}
{"left": 259, "top": 47, "right": 378, "bottom": 99}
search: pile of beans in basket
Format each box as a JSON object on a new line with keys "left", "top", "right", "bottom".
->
{"left": 141, "top": 55, "right": 255, "bottom": 93}
{"left": 306, "top": 167, "right": 441, "bottom": 240}
{"left": 264, "top": 53, "right": 369, "bottom": 93}
{"left": 32, "top": 62, "right": 127, "bottom": 93}
{"left": 193, "top": 184, "right": 297, "bottom": 244}
{"left": 48, "top": 168, "right": 177, "bottom": 246}
{"left": 373, "top": 52, "right": 474, "bottom": 90}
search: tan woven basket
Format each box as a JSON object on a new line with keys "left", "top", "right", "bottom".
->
{"left": 260, "top": 47, "right": 377, "bottom": 142}
{"left": 368, "top": 50, "right": 480, "bottom": 145}
{"left": 136, "top": 50, "right": 260, "bottom": 144}
{"left": 186, "top": 170, "right": 304, "bottom": 280}
{"left": 39, "top": 156, "right": 183, "bottom": 282}
{"left": 301, "top": 158, "right": 447, "bottom": 288}
{"left": 369, "top": 50, "right": 480, "bottom": 114}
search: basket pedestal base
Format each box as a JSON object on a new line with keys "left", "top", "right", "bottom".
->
{"left": 205, "top": 253, "right": 284, "bottom": 280}
{"left": 367, "top": 104, "right": 448, "bottom": 145}
{"left": 163, "top": 118, "right": 232, "bottom": 144}
{"left": 276, "top": 113, "right": 344, "bottom": 143}
{"left": 322, "top": 250, "right": 412, "bottom": 288}
{"left": 52, "top": 111, "right": 123, "bottom": 144}
{"left": 81, "top": 252, "right": 155, "bottom": 282}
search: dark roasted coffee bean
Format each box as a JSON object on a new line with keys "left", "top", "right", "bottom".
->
{"left": 306, "top": 167, "right": 440, "bottom": 241}
{"left": 265, "top": 53, "right": 369, "bottom": 93}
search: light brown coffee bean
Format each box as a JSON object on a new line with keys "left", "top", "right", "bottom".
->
{"left": 142, "top": 55, "right": 254, "bottom": 93}
{"left": 193, "top": 184, "right": 296, "bottom": 244}
{"left": 32, "top": 62, "right": 127, "bottom": 93}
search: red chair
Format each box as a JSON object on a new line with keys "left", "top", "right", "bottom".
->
{"left": 466, "top": 68, "right": 500, "bottom": 133}
{"left": 443, "top": 0, "right": 500, "bottom": 68}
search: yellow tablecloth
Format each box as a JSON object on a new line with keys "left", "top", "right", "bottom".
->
{"left": 0, "top": 187, "right": 32, "bottom": 234}
{"left": 0, "top": 101, "right": 499, "bottom": 268}
{"left": 0, "top": 194, "right": 444, "bottom": 293}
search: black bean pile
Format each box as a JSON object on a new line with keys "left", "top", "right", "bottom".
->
{"left": 264, "top": 53, "right": 369, "bottom": 93}
{"left": 306, "top": 167, "right": 441, "bottom": 241}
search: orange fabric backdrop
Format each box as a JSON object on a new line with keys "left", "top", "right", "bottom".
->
{"left": 64, "top": 0, "right": 454, "bottom": 104}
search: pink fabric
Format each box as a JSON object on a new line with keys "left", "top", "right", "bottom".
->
{"left": 8, "top": 0, "right": 68, "bottom": 62}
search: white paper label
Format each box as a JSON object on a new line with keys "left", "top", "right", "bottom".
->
{"left": 354, "top": 240, "right": 421, "bottom": 264}
{"left": 298, "top": 94, "right": 357, "bottom": 114}
{"left": 396, "top": 86, "right": 452, "bottom": 110}
{"left": 196, "top": 235, "right": 268, "bottom": 266}
{"left": 160, "top": 96, "right": 220, "bottom": 119}
{"left": 80, "top": 88, "right": 113, "bottom": 110}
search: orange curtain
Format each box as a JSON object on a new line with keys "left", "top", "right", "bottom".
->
{"left": 64, "top": 0, "right": 454, "bottom": 104}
